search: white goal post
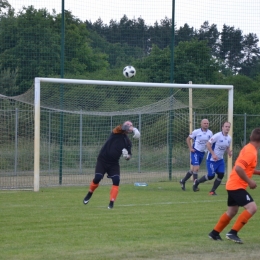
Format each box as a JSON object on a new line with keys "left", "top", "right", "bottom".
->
{"left": 34, "top": 77, "right": 233, "bottom": 192}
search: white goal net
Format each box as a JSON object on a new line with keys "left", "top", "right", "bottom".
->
{"left": 0, "top": 78, "right": 233, "bottom": 191}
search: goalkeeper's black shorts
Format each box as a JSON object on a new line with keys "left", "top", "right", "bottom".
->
{"left": 95, "top": 159, "right": 120, "bottom": 177}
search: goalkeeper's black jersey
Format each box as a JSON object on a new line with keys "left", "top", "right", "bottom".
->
{"left": 97, "top": 132, "right": 132, "bottom": 164}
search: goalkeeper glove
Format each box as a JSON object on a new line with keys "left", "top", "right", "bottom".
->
{"left": 122, "top": 148, "right": 130, "bottom": 160}
{"left": 133, "top": 127, "right": 140, "bottom": 139}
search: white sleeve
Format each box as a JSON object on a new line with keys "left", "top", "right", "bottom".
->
{"left": 189, "top": 129, "right": 198, "bottom": 139}
{"left": 208, "top": 132, "right": 219, "bottom": 144}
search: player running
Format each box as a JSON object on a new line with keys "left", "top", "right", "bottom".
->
{"left": 208, "top": 127, "right": 260, "bottom": 243}
{"left": 83, "top": 121, "right": 140, "bottom": 209}
{"left": 193, "top": 122, "right": 232, "bottom": 195}
{"left": 179, "top": 119, "right": 213, "bottom": 191}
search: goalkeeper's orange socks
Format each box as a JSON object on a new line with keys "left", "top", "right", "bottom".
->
{"left": 83, "top": 181, "right": 99, "bottom": 205}
{"left": 213, "top": 212, "right": 232, "bottom": 233}
{"left": 89, "top": 181, "right": 99, "bottom": 193}
{"left": 110, "top": 185, "right": 119, "bottom": 202}
{"left": 84, "top": 183, "right": 119, "bottom": 208}
{"left": 108, "top": 185, "right": 119, "bottom": 209}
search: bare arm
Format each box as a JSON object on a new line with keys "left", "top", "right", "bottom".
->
{"left": 226, "top": 147, "right": 232, "bottom": 157}
{"left": 186, "top": 136, "right": 194, "bottom": 152}
{"left": 235, "top": 165, "right": 257, "bottom": 189}
{"left": 253, "top": 169, "right": 260, "bottom": 175}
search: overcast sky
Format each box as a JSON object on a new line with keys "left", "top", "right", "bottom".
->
{"left": 8, "top": 0, "right": 260, "bottom": 38}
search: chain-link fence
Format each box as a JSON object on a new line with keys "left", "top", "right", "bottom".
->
{"left": 0, "top": 106, "right": 259, "bottom": 190}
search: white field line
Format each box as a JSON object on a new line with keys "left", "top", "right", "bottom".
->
{"left": 95, "top": 199, "right": 226, "bottom": 208}
{"left": 1, "top": 198, "right": 226, "bottom": 208}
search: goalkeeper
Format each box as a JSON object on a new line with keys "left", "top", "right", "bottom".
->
{"left": 83, "top": 121, "right": 140, "bottom": 209}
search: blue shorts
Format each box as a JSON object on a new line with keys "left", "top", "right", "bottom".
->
{"left": 206, "top": 159, "right": 225, "bottom": 177}
{"left": 190, "top": 150, "right": 205, "bottom": 166}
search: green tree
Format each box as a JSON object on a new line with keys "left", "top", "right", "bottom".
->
{"left": 87, "top": 29, "right": 144, "bottom": 68}
{"left": 174, "top": 40, "right": 219, "bottom": 84}
{"left": 136, "top": 40, "right": 220, "bottom": 84}
{"left": 240, "top": 33, "right": 260, "bottom": 77}
{"left": 219, "top": 24, "right": 244, "bottom": 74}
{"left": 175, "top": 23, "right": 195, "bottom": 45}
{"left": 148, "top": 17, "right": 173, "bottom": 50}
{"left": 0, "top": 6, "right": 60, "bottom": 93}
{"left": 0, "top": 0, "right": 11, "bottom": 13}
{"left": 88, "top": 15, "right": 149, "bottom": 51}
{"left": 47, "top": 10, "right": 109, "bottom": 75}
{"left": 221, "top": 74, "right": 258, "bottom": 95}
{"left": 196, "top": 21, "right": 219, "bottom": 55}
{"left": 0, "top": 67, "right": 18, "bottom": 95}
{"left": 0, "top": 6, "right": 109, "bottom": 93}
{"left": 219, "top": 74, "right": 260, "bottom": 114}
{"left": 136, "top": 45, "right": 171, "bottom": 83}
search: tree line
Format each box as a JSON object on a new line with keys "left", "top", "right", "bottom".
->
{"left": 87, "top": 15, "right": 260, "bottom": 77}
{"left": 0, "top": 1, "right": 260, "bottom": 115}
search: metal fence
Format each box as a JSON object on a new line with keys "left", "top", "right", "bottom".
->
{"left": 1, "top": 111, "right": 260, "bottom": 190}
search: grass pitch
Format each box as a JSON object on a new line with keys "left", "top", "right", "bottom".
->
{"left": 1, "top": 181, "right": 260, "bottom": 260}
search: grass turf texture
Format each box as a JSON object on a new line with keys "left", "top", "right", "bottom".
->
{"left": 1, "top": 181, "right": 260, "bottom": 260}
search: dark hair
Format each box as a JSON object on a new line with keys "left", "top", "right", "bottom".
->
{"left": 222, "top": 121, "right": 231, "bottom": 127}
{"left": 250, "top": 128, "right": 260, "bottom": 142}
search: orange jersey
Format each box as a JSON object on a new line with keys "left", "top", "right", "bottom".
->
{"left": 226, "top": 143, "right": 257, "bottom": 190}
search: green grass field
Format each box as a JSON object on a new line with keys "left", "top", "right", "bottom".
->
{"left": 1, "top": 180, "right": 260, "bottom": 260}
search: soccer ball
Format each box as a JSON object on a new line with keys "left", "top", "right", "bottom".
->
{"left": 123, "top": 66, "right": 136, "bottom": 78}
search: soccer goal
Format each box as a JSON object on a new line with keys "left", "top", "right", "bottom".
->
{"left": 0, "top": 78, "right": 233, "bottom": 191}
{"left": 32, "top": 77, "right": 233, "bottom": 192}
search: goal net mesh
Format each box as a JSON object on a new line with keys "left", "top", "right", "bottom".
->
{"left": 0, "top": 81, "right": 228, "bottom": 189}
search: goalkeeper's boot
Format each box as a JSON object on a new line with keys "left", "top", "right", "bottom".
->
{"left": 193, "top": 179, "right": 200, "bottom": 192}
{"left": 208, "top": 231, "right": 222, "bottom": 241}
{"left": 226, "top": 233, "right": 243, "bottom": 244}
{"left": 108, "top": 201, "right": 114, "bottom": 209}
{"left": 83, "top": 192, "right": 93, "bottom": 205}
{"left": 179, "top": 179, "right": 186, "bottom": 191}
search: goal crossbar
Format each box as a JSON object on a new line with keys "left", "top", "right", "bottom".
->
{"left": 35, "top": 77, "right": 233, "bottom": 89}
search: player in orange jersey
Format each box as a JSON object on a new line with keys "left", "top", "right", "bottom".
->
{"left": 208, "top": 128, "right": 260, "bottom": 243}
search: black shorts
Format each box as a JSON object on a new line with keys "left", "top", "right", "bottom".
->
{"left": 227, "top": 189, "right": 254, "bottom": 207}
{"left": 95, "top": 160, "right": 120, "bottom": 177}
